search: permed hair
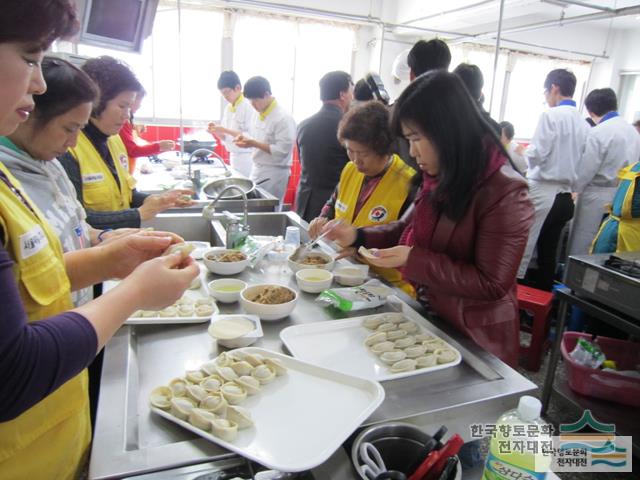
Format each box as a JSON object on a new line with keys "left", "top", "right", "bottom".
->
{"left": 0, "top": 0, "right": 78, "bottom": 49}
{"left": 337, "top": 101, "right": 393, "bottom": 156}
{"left": 81, "top": 56, "right": 142, "bottom": 117}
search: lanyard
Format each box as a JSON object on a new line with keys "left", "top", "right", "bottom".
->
{"left": 0, "top": 169, "right": 38, "bottom": 217}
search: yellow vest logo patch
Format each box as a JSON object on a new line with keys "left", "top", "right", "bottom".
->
{"left": 82, "top": 173, "right": 104, "bottom": 184}
{"left": 19, "top": 225, "right": 48, "bottom": 259}
{"left": 369, "top": 205, "right": 388, "bottom": 222}
{"left": 336, "top": 200, "right": 348, "bottom": 212}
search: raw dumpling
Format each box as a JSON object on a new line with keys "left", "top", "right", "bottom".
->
{"left": 362, "top": 315, "right": 385, "bottom": 330}
{"left": 386, "top": 329, "right": 407, "bottom": 341}
{"left": 380, "top": 350, "right": 407, "bottom": 365}
{"left": 389, "top": 359, "right": 417, "bottom": 373}
{"left": 170, "top": 397, "right": 196, "bottom": 420}
{"left": 435, "top": 348, "right": 458, "bottom": 364}
{"left": 415, "top": 354, "right": 437, "bottom": 368}
{"left": 236, "top": 375, "right": 261, "bottom": 395}
{"left": 230, "top": 361, "right": 254, "bottom": 376}
{"left": 251, "top": 364, "right": 276, "bottom": 384}
{"left": 199, "top": 393, "right": 228, "bottom": 416}
{"left": 376, "top": 322, "right": 397, "bottom": 333}
{"left": 169, "top": 378, "right": 188, "bottom": 397}
{"left": 163, "top": 242, "right": 195, "bottom": 257}
{"left": 263, "top": 357, "right": 287, "bottom": 376}
{"left": 226, "top": 405, "right": 253, "bottom": 429}
{"left": 370, "top": 341, "right": 395, "bottom": 354}
{"left": 210, "top": 418, "right": 238, "bottom": 442}
{"left": 404, "top": 344, "right": 427, "bottom": 359}
{"left": 364, "top": 331, "right": 387, "bottom": 347}
{"left": 188, "top": 407, "right": 218, "bottom": 430}
{"left": 199, "top": 376, "right": 222, "bottom": 393}
{"left": 393, "top": 335, "right": 416, "bottom": 349}
{"left": 149, "top": 386, "right": 172, "bottom": 410}
{"left": 185, "top": 384, "right": 208, "bottom": 403}
{"left": 399, "top": 321, "right": 419, "bottom": 333}
{"left": 220, "top": 383, "right": 247, "bottom": 405}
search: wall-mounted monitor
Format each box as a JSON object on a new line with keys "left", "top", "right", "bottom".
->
{"left": 76, "top": 0, "right": 159, "bottom": 53}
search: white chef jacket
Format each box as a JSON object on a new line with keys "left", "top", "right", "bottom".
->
{"left": 525, "top": 100, "right": 590, "bottom": 190}
{"left": 574, "top": 113, "right": 640, "bottom": 193}
{"left": 249, "top": 100, "right": 296, "bottom": 204}
{"left": 567, "top": 112, "right": 640, "bottom": 255}
{"left": 518, "top": 100, "right": 589, "bottom": 278}
{"left": 220, "top": 94, "right": 255, "bottom": 177}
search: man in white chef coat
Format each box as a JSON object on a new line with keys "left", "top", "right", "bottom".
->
{"left": 517, "top": 69, "right": 589, "bottom": 278}
{"left": 234, "top": 76, "right": 296, "bottom": 208}
{"left": 208, "top": 71, "right": 255, "bottom": 177}
{"left": 567, "top": 88, "right": 640, "bottom": 255}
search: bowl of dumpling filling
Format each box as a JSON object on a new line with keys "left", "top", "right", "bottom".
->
{"left": 240, "top": 284, "right": 298, "bottom": 320}
{"left": 203, "top": 248, "right": 249, "bottom": 275}
{"left": 287, "top": 250, "right": 335, "bottom": 273}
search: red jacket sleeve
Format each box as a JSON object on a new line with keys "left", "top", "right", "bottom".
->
{"left": 402, "top": 186, "right": 533, "bottom": 301}
{"left": 119, "top": 121, "right": 162, "bottom": 158}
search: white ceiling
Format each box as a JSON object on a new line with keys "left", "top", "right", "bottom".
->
{"left": 391, "top": 0, "right": 640, "bottom": 36}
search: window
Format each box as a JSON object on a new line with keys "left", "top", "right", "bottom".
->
{"left": 233, "top": 14, "right": 355, "bottom": 122}
{"left": 502, "top": 55, "right": 590, "bottom": 139}
{"left": 77, "top": 3, "right": 223, "bottom": 122}
{"left": 619, "top": 73, "right": 640, "bottom": 124}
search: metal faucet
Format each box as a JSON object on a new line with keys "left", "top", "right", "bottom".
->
{"left": 187, "top": 148, "right": 229, "bottom": 192}
{"left": 203, "top": 185, "right": 250, "bottom": 249}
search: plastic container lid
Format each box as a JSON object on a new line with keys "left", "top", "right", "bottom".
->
{"left": 517, "top": 396, "right": 542, "bottom": 421}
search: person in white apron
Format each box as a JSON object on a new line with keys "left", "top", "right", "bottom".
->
{"left": 234, "top": 76, "right": 296, "bottom": 209}
{"left": 568, "top": 88, "right": 640, "bottom": 256}
{"left": 518, "top": 69, "right": 589, "bottom": 278}
{"left": 208, "top": 71, "right": 255, "bottom": 177}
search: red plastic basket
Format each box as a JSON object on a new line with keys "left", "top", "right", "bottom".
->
{"left": 561, "top": 332, "right": 640, "bottom": 407}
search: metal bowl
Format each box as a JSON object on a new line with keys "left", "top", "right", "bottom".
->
{"left": 203, "top": 177, "right": 255, "bottom": 200}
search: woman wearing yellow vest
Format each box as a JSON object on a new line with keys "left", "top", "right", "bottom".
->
{"left": 0, "top": 3, "right": 199, "bottom": 478}
{"left": 58, "top": 56, "right": 193, "bottom": 231}
{"left": 308, "top": 102, "right": 417, "bottom": 295}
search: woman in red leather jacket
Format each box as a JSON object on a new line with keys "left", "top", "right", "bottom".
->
{"left": 325, "top": 70, "right": 534, "bottom": 367}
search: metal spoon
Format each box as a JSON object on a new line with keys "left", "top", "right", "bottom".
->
{"left": 290, "top": 220, "right": 342, "bottom": 263}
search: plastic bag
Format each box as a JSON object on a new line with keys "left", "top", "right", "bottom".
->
{"left": 316, "top": 279, "right": 394, "bottom": 312}
{"left": 569, "top": 338, "right": 606, "bottom": 369}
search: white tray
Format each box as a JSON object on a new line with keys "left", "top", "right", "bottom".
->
{"left": 104, "top": 266, "right": 218, "bottom": 325}
{"left": 280, "top": 314, "right": 461, "bottom": 382}
{"left": 151, "top": 347, "right": 384, "bottom": 472}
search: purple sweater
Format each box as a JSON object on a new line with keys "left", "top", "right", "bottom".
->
{"left": 0, "top": 245, "right": 97, "bottom": 421}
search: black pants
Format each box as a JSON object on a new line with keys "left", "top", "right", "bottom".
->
{"left": 527, "top": 192, "right": 575, "bottom": 291}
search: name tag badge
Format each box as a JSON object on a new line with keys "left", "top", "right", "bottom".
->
{"left": 19, "top": 225, "right": 49, "bottom": 260}
{"left": 335, "top": 200, "right": 348, "bottom": 213}
{"left": 82, "top": 173, "right": 105, "bottom": 184}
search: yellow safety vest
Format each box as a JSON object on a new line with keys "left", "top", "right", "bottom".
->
{"left": 68, "top": 131, "right": 136, "bottom": 211}
{"left": 0, "top": 162, "right": 90, "bottom": 479}
{"left": 335, "top": 154, "right": 416, "bottom": 296}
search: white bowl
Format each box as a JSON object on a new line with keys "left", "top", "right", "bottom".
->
{"left": 295, "top": 268, "right": 333, "bottom": 293}
{"left": 208, "top": 314, "right": 262, "bottom": 348}
{"left": 287, "top": 250, "right": 335, "bottom": 273}
{"left": 208, "top": 278, "right": 247, "bottom": 303}
{"left": 240, "top": 284, "right": 298, "bottom": 321}
{"left": 333, "top": 265, "right": 369, "bottom": 287}
{"left": 203, "top": 248, "right": 249, "bottom": 275}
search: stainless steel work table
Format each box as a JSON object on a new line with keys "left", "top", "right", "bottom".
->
{"left": 90, "top": 243, "right": 536, "bottom": 479}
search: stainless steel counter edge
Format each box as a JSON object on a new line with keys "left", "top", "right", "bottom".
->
{"left": 89, "top": 212, "right": 536, "bottom": 479}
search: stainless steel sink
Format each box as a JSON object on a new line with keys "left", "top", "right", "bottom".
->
{"left": 142, "top": 213, "right": 216, "bottom": 242}
{"left": 211, "top": 212, "right": 311, "bottom": 247}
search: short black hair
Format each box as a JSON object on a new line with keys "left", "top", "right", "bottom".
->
{"left": 354, "top": 79, "right": 374, "bottom": 101}
{"left": 407, "top": 39, "right": 451, "bottom": 77}
{"left": 544, "top": 69, "right": 577, "bottom": 97}
{"left": 584, "top": 88, "right": 617, "bottom": 117}
{"left": 500, "top": 121, "right": 515, "bottom": 140}
{"left": 634, "top": 119, "right": 640, "bottom": 128}
{"left": 82, "top": 56, "right": 142, "bottom": 117}
{"left": 217, "top": 71, "right": 241, "bottom": 90}
{"left": 454, "top": 63, "right": 484, "bottom": 101}
{"left": 243, "top": 76, "right": 271, "bottom": 99}
{"left": 338, "top": 101, "right": 393, "bottom": 156}
{"left": 33, "top": 56, "right": 98, "bottom": 127}
{"left": 319, "top": 71, "right": 352, "bottom": 101}
{"left": 0, "top": 0, "right": 78, "bottom": 49}
{"left": 391, "top": 70, "right": 506, "bottom": 221}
